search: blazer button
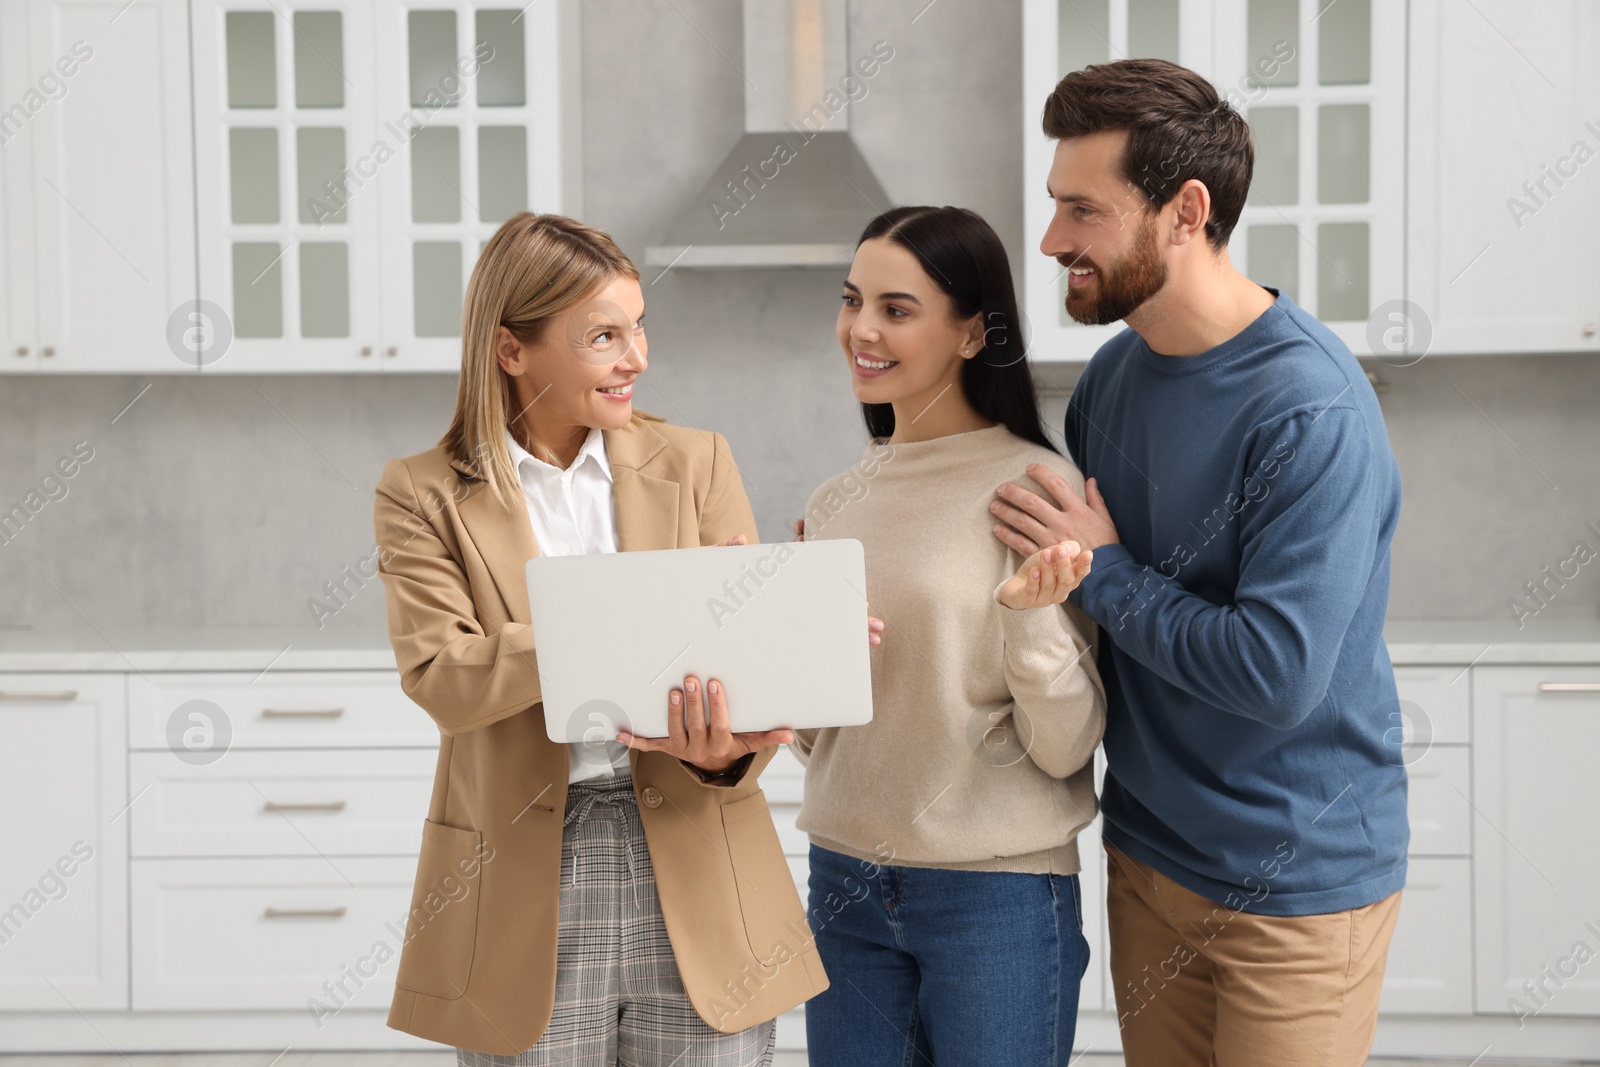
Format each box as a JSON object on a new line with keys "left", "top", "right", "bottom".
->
{"left": 641, "top": 786, "right": 664, "bottom": 808}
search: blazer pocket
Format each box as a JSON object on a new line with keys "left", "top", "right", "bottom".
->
{"left": 394, "top": 818, "right": 485, "bottom": 1000}
{"left": 720, "top": 790, "right": 805, "bottom": 961}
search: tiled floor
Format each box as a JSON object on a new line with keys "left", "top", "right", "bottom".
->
{"left": 0, "top": 1052, "right": 1588, "bottom": 1067}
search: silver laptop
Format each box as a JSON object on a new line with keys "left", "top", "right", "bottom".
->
{"left": 527, "top": 538, "right": 875, "bottom": 743}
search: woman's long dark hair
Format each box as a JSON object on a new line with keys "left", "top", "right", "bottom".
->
{"left": 854, "top": 205, "right": 1059, "bottom": 456}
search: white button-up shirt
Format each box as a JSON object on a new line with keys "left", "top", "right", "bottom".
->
{"left": 505, "top": 424, "right": 633, "bottom": 783}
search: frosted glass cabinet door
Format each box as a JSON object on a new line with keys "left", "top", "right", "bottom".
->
{"left": 1022, "top": 0, "right": 1220, "bottom": 362}
{"left": 372, "top": 0, "right": 581, "bottom": 371}
{"left": 192, "top": 0, "right": 382, "bottom": 372}
{"left": 26, "top": 0, "right": 198, "bottom": 372}
{"left": 1215, "top": 0, "right": 1406, "bottom": 357}
{"left": 0, "top": 1, "right": 36, "bottom": 373}
{"left": 1408, "top": 0, "right": 1600, "bottom": 355}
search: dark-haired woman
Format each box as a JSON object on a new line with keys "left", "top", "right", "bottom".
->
{"left": 789, "top": 205, "right": 1108, "bottom": 1064}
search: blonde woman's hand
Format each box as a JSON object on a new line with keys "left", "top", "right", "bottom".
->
{"left": 996, "top": 541, "right": 1093, "bottom": 611}
{"left": 617, "top": 674, "right": 793, "bottom": 774}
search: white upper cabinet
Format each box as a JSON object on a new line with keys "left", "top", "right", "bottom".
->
{"left": 373, "top": 2, "right": 579, "bottom": 370}
{"left": 3, "top": 0, "right": 197, "bottom": 374}
{"left": 193, "top": 1, "right": 383, "bottom": 372}
{"left": 1217, "top": 0, "right": 1405, "bottom": 358}
{"left": 191, "top": 0, "right": 580, "bottom": 373}
{"left": 1, "top": 2, "right": 36, "bottom": 370}
{"left": 1023, "top": 0, "right": 1217, "bottom": 363}
{"left": 1023, "top": 0, "right": 1599, "bottom": 362}
{"left": 1024, "top": 0, "right": 1404, "bottom": 362}
{"left": 1407, "top": 0, "right": 1600, "bottom": 356}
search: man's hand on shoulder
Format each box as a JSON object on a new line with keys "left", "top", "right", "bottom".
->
{"left": 991, "top": 464, "right": 1120, "bottom": 558}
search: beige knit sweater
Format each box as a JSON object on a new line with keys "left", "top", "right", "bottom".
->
{"left": 792, "top": 423, "right": 1106, "bottom": 875}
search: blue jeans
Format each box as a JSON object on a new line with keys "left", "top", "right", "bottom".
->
{"left": 803, "top": 842, "right": 1091, "bottom": 1066}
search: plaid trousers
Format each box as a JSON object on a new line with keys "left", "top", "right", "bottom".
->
{"left": 456, "top": 772, "right": 777, "bottom": 1067}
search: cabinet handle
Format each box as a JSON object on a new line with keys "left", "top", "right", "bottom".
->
{"left": 385, "top": 345, "right": 397, "bottom": 357}
{"left": 260, "top": 707, "right": 345, "bottom": 718}
{"left": 14, "top": 346, "right": 27, "bottom": 357}
{"left": 262, "top": 800, "right": 348, "bottom": 813}
{"left": 360, "top": 345, "right": 373, "bottom": 356}
{"left": 263, "top": 906, "right": 347, "bottom": 919}
{"left": 0, "top": 689, "right": 79, "bottom": 701}
{"left": 1538, "top": 682, "right": 1600, "bottom": 692}
{"left": 41, "top": 346, "right": 54, "bottom": 357}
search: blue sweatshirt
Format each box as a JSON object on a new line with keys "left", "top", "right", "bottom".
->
{"left": 1064, "top": 287, "right": 1407, "bottom": 917}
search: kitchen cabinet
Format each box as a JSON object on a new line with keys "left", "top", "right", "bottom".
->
{"left": 2, "top": 0, "right": 196, "bottom": 374}
{"left": 1, "top": 0, "right": 579, "bottom": 375}
{"left": 0, "top": 674, "right": 129, "bottom": 1010}
{"left": 1379, "top": 857, "right": 1475, "bottom": 1015}
{"left": 131, "top": 856, "right": 422, "bottom": 1011}
{"left": 1472, "top": 666, "right": 1600, "bottom": 1017}
{"left": 1376, "top": 666, "right": 1475, "bottom": 1015}
{"left": 1407, "top": 0, "right": 1600, "bottom": 356}
{"left": 5, "top": 627, "right": 1600, "bottom": 1057}
{"left": 1, "top": 0, "right": 37, "bottom": 370}
{"left": 1022, "top": 0, "right": 1405, "bottom": 362}
{"left": 190, "top": 0, "right": 581, "bottom": 373}
{"left": 1024, "top": 0, "right": 1599, "bottom": 363}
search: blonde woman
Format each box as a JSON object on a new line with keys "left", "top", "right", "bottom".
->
{"left": 374, "top": 212, "right": 826, "bottom": 1065}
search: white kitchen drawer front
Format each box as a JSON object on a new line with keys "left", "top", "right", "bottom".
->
{"left": 1381, "top": 857, "right": 1474, "bottom": 1015}
{"left": 131, "top": 856, "right": 421, "bottom": 1011}
{"left": 130, "top": 748, "right": 437, "bottom": 857}
{"left": 129, "top": 671, "right": 439, "bottom": 750}
{"left": 1405, "top": 745, "right": 1471, "bottom": 857}
{"left": 1392, "top": 665, "right": 1471, "bottom": 747}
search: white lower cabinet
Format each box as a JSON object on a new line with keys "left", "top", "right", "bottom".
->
{"left": 1375, "top": 667, "right": 1475, "bottom": 1015}
{"left": 130, "top": 855, "right": 420, "bottom": 1011}
{"left": 0, "top": 674, "right": 128, "bottom": 1010}
{"left": 7, "top": 649, "right": 1600, "bottom": 1055}
{"left": 1473, "top": 666, "right": 1600, "bottom": 1018}
{"left": 1380, "top": 857, "right": 1474, "bottom": 1014}
{"left": 119, "top": 669, "right": 438, "bottom": 1019}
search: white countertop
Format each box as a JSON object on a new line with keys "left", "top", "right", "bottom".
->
{"left": 0, "top": 618, "right": 1596, "bottom": 672}
{"left": 0, "top": 626, "right": 398, "bottom": 672}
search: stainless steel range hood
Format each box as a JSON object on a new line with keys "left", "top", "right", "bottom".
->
{"left": 643, "top": 0, "right": 891, "bottom": 271}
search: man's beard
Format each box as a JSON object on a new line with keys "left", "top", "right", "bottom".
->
{"left": 1063, "top": 212, "right": 1168, "bottom": 326}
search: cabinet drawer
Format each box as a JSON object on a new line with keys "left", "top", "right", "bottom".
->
{"left": 1405, "top": 745, "right": 1470, "bottom": 856}
{"left": 131, "top": 856, "right": 420, "bottom": 1010}
{"left": 1392, "top": 665, "right": 1471, "bottom": 746}
{"left": 1381, "top": 857, "right": 1474, "bottom": 1014}
{"left": 1382, "top": 857, "right": 1465, "bottom": 1017}
{"left": 129, "top": 671, "right": 438, "bottom": 750}
{"left": 129, "top": 748, "right": 437, "bottom": 857}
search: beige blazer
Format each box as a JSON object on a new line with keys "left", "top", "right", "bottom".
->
{"left": 373, "top": 408, "right": 828, "bottom": 1054}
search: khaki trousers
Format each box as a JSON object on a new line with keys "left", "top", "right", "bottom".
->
{"left": 1106, "top": 844, "right": 1401, "bottom": 1067}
